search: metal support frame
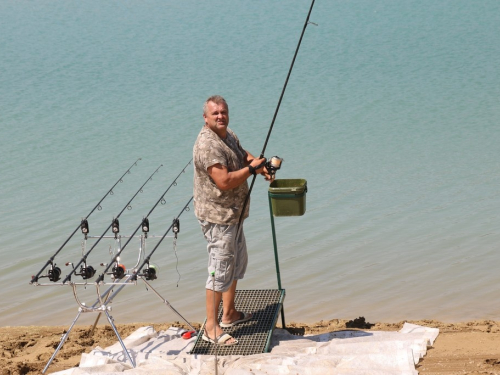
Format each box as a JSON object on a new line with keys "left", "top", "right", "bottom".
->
{"left": 42, "top": 275, "right": 196, "bottom": 374}
{"left": 42, "top": 283, "right": 135, "bottom": 373}
{"left": 268, "top": 194, "right": 286, "bottom": 329}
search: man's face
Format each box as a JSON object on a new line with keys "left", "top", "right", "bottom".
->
{"left": 203, "top": 101, "right": 229, "bottom": 137}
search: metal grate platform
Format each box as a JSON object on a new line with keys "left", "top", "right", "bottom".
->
{"left": 190, "top": 289, "right": 285, "bottom": 356}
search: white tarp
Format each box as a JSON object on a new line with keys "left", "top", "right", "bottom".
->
{"left": 52, "top": 323, "right": 438, "bottom": 375}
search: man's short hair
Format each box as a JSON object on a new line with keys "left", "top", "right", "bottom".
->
{"left": 203, "top": 95, "right": 228, "bottom": 115}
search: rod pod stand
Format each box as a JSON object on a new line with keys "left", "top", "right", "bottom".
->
{"left": 89, "top": 232, "right": 148, "bottom": 333}
{"left": 43, "top": 264, "right": 196, "bottom": 374}
{"left": 42, "top": 282, "right": 136, "bottom": 374}
{"left": 42, "top": 197, "right": 196, "bottom": 374}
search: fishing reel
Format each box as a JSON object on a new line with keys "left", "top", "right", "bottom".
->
{"left": 142, "top": 263, "right": 158, "bottom": 281}
{"left": 78, "top": 265, "right": 96, "bottom": 280}
{"left": 112, "top": 263, "right": 126, "bottom": 280}
{"left": 68, "top": 261, "right": 96, "bottom": 280}
{"left": 47, "top": 263, "right": 61, "bottom": 282}
{"left": 265, "top": 156, "right": 283, "bottom": 177}
{"left": 249, "top": 156, "right": 283, "bottom": 177}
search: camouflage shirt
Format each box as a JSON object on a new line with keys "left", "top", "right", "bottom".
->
{"left": 193, "top": 126, "right": 250, "bottom": 224}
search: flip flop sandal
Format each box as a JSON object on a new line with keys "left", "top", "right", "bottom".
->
{"left": 220, "top": 311, "right": 252, "bottom": 328}
{"left": 202, "top": 333, "right": 238, "bottom": 346}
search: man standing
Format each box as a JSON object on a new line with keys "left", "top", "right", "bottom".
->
{"left": 193, "top": 95, "right": 272, "bottom": 346}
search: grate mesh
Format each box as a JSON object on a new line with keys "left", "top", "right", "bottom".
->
{"left": 190, "top": 289, "right": 285, "bottom": 356}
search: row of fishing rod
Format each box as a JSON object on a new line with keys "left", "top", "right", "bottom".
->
{"left": 30, "top": 158, "right": 193, "bottom": 287}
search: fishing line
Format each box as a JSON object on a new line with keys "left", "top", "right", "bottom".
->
{"left": 132, "top": 196, "right": 193, "bottom": 282}
{"left": 95, "top": 159, "right": 192, "bottom": 284}
{"left": 30, "top": 158, "right": 141, "bottom": 284}
{"left": 237, "top": 0, "right": 316, "bottom": 231}
{"left": 172, "top": 223, "right": 181, "bottom": 287}
{"left": 62, "top": 164, "right": 163, "bottom": 284}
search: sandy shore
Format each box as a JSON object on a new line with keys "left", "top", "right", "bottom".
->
{"left": 2, "top": 318, "right": 500, "bottom": 375}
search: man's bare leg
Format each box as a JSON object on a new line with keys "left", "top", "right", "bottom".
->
{"left": 205, "top": 288, "right": 221, "bottom": 339}
{"left": 221, "top": 280, "right": 239, "bottom": 324}
{"left": 205, "top": 288, "right": 237, "bottom": 344}
{"left": 221, "top": 280, "right": 252, "bottom": 325}
{"left": 205, "top": 280, "right": 251, "bottom": 343}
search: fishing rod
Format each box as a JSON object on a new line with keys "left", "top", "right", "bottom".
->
{"left": 238, "top": 0, "right": 316, "bottom": 229}
{"left": 61, "top": 164, "right": 163, "bottom": 284}
{"left": 30, "top": 158, "right": 141, "bottom": 284}
{"left": 95, "top": 159, "right": 192, "bottom": 284}
{"left": 261, "top": 0, "right": 316, "bottom": 159}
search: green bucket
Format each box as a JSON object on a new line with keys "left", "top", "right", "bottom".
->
{"left": 268, "top": 179, "right": 307, "bottom": 217}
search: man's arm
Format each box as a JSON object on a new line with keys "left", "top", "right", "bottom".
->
{"left": 244, "top": 150, "right": 256, "bottom": 166}
{"left": 208, "top": 156, "right": 267, "bottom": 191}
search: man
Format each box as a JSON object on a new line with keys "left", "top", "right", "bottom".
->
{"left": 193, "top": 95, "right": 273, "bottom": 346}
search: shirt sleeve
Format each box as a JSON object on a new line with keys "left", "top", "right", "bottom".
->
{"left": 198, "top": 137, "right": 227, "bottom": 171}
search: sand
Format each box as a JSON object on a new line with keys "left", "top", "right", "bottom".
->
{"left": 2, "top": 319, "right": 500, "bottom": 375}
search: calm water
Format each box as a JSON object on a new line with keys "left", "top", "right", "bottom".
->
{"left": 1, "top": 0, "right": 500, "bottom": 327}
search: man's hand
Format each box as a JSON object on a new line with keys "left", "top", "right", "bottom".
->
{"left": 248, "top": 157, "right": 267, "bottom": 174}
{"left": 261, "top": 167, "right": 275, "bottom": 182}
{"left": 248, "top": 158, "right": 275, "bottom": 182}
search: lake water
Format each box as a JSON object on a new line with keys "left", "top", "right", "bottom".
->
{"left": 1, "top": 0, "right": 500, "bottom": 327}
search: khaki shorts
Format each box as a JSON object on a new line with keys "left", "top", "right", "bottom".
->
{"left": 199, "top": 219, "right": 248, "bottom": 293}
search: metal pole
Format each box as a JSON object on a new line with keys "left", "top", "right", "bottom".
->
{"left": 268, "top": 194, "right": 286, "bottom": 329}
{"left": 104, "top": 309, "right": 136, "bottom": 367}
{"left": 268, "top": 195, "right": 283, "bottom": 290}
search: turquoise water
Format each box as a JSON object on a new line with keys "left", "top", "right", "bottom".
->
{"left": 1, "top": 0, "right": 500, "bottom": 327}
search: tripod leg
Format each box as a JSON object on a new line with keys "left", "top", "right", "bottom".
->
{"left": 42, "top": 309, "right": 82, "bottom": 374}
{"left": 89, "top": 312, "right": 102, "bottom": 335}
{"left": 104, "top": 310, "right": 136, "bottom": 367}
{"left": 89, "top": 289, "right": 112, "bottom": 335}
